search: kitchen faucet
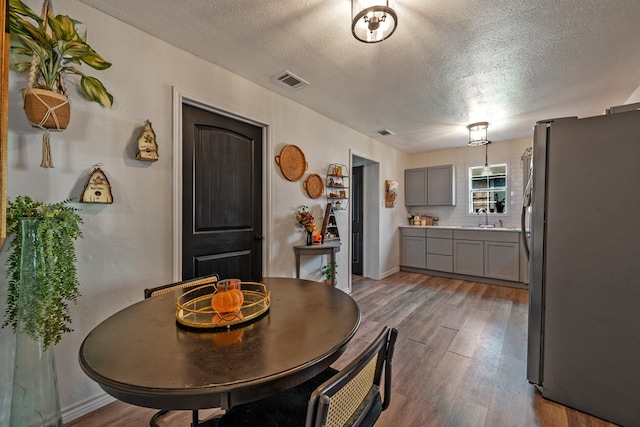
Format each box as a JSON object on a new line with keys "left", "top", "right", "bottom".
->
{"left": 478, "top": 208, "right": 489, "bottom": 226}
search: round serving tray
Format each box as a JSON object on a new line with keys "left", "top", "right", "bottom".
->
{"left": 275, "top": 144, "right": 308, "bottom": 181}
{"left": 176, "top": 282, "right": 270, "bottom": 329}
{"left": 303, "top": 174, "right": 324, "bottom": 198}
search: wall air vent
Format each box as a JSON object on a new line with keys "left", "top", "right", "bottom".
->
{"left": 376, "top": 129, "right": 395, "bottom": 136}
{"left": 271, "top": 71, "right": 310, "bottom": 91}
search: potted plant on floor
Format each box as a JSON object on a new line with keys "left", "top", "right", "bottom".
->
{"left": 9, "top": 0, "right": 113, "bottom": 166}
{"left": 320, "top": 261, "right": 338, "bottom": 285}
{"left": 3, "top": 195, "right": 83, "bottom": 426}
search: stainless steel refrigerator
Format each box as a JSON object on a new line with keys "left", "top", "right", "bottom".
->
{"left": 526, "top": 105, "right": 640, "bottom": 427}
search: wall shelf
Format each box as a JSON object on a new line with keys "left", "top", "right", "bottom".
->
{"left": 321, "top": 202, "right": 340, "bottom": 242}
{"left": 326, "top": 163, "right": 349, "bottom": 210}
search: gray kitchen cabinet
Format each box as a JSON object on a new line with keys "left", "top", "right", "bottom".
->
{"left": 427, "top": 165, "right": 456, "bottom": 206}
{"left": 426, "top": 228, "right": 453, "bottom": 272}
{"left": 400, "top": 228, "right": 426, "bottom": 268}
{"left": 405, "top": 168, "right": 427, "bottom": 206}
{"left": 454, "top": 240, "right": 484, "bottom": 276}
{"left": 484, "top": 241, "right": 520, "bottom": 281}
{"left": 405, "top": 165, "right": 455, "bottom": 207}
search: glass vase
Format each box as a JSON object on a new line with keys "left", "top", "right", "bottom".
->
{"left": 10, "top": 218, "right": 63, "bottom": 427}
{"left": 306, "top": 231, "right": 313, "bottom": 246}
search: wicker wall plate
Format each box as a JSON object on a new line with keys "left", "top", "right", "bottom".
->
{"left": 275, "top": 144, "right": 308, "bottom": 181}
{"left": 303, "top": 174, "right": 324, "bottom": 198}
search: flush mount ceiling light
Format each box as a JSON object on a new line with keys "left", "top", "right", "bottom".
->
{"left": 352, "top": 0, "right": 398, "bottom": 43}
{"left": 467, "top": 122, "right": 490, "bottom": 146}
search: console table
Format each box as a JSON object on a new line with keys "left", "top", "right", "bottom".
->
{"left": 293, "top": 241, "right": 341, "bottom": 286}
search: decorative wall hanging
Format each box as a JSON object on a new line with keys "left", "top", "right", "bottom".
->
{"left": 80, "top": 164, "right": 113, "bottom": 204}
{"left": 303, "top": 174, "right": 324, "bottom": 198}
{"left": 385, "top": 180, "right": 398, "bottom": 207}
{"left": 274, "top": 144, "right": 307, "bottom": 181}
{"left": 135, "top": 120, "right": 159, "bottom": 162}
{"left": 9, "top": 0, "right": 114, "bottom": 168}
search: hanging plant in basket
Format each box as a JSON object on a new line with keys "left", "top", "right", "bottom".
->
{"left": 9, "top": 0, "right": 114, "bottom": 167}
{"left": 3, "top": 196, "right": 83, "bottom": 349}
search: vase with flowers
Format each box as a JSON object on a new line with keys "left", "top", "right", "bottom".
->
{"left": 296, "top": 206, "right": 317, "bottom": 245}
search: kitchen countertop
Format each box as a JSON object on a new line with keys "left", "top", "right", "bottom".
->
{"left": 400, "top": 225, "right": 522, "bottom": 232}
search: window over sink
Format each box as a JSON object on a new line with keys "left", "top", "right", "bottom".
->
{"left": 469, "top": 163, "right": 507, "bottom": 214}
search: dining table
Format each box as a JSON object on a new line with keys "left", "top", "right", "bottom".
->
{"left": 78, "top": 276, "right": 360, "bottom": 419}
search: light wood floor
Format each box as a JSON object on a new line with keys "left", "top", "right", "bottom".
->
{"left": 66, "top": 272, "right": 618, "bottom": 427}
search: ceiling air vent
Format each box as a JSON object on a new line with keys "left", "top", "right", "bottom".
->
{"left": 376, "top": 129, "right": 395, "bottom": 136}
{"left": 271, "top": 71, "right": 310, "bottom": 91}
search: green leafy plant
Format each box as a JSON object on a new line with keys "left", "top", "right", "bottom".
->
{"left": 321, "top": 261, "right": 338, "bottom": 281}
{"left": 8, "top": 0, "right": 113, "bottom": 108}
{"left": 3, "top": 196, "right": 83, "bottom": 349}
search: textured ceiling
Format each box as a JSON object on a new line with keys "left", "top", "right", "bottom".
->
{"left": 78, "top": 0, "right": 640, "bottom": 153}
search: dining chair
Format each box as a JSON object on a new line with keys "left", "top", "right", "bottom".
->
{"left": 144, "top": 273, "right": 220, "bottom": 427}
{"left": 143, "top": 273, "right": 220, "bottom": 299}
{"left": 218, "top": 326, "right": 398, "bottom": 427}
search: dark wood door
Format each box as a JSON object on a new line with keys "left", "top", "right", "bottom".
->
{"left": 351, "top": 165, "right": 363, "bottom": 275}
{"left": 182, "top": 104, "right": 263, "bottom": 281}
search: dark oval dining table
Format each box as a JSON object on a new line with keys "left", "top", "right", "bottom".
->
{"left": 78, "top": 277, "right": 360, "bottom": 411}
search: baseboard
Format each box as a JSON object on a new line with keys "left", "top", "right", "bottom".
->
{"left": 399, "top": 266, "right": 528, "bottom": 289}
{"left": 62, "top": 392, "right": 115, "bottom": 423}
{"left": 380, "top": 266, "right": 400, "bottom": 279}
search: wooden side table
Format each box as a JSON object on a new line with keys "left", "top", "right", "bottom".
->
{"left": 293, "top": 241, "right": 341, "bottom": 286}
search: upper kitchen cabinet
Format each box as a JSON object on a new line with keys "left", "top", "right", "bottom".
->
{"left": 405, "top": 165, "right": 455, "bottom": 207}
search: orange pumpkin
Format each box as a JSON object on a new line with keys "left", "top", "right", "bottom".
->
{"left": 211, "top": 280, "right": 244, "bottom": 314}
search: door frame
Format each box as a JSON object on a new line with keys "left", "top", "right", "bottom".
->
{"left": 350, "top": 150, "right": 381, "bottom": 281}
{"left": 172, "top": 87, "right": 272, "bottom": 281}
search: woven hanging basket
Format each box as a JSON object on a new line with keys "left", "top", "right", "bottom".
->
{"left": 22, "top": 88, "right": 70, "bottom": 130}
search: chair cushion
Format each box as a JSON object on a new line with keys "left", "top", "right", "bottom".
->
{"left": 219, "top": 368, "right": 338, "bottom": 427}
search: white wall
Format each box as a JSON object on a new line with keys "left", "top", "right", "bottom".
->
{"left": 405, "top": 137, "right": 532, "bottom": 228}
{"left": 0, "top": 1, "right": 409, "bottom": 423}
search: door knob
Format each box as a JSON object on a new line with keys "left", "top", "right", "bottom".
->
{"left": 255, "top": 234, "right": 263, "bottom": 240}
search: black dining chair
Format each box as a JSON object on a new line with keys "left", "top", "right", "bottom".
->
{"left": 218, "top": 326, "right": 398, "bottom": 427}
{"left": 143, "top": 273, "right": 220, "bottom": 427}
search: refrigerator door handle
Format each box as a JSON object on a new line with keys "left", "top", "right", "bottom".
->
{"left": 522, "top": 206, "right": 530, "bottom": 260}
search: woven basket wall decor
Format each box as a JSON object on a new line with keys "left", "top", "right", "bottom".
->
{"left": 275, "top": 144, "right": 307, "bottom": 181}
{"left": 303, "top": 174, "right": 324, "bottom": 198}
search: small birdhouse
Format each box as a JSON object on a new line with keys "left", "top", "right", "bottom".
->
{"left": 80, "top": 165, "right": 114, "bottom": 204}
{"left": 136, "top": 120, "right": 159, "bottom": 162}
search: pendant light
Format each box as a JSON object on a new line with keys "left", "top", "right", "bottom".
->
{"left": 351, "top": 0, "right": 398, "bottom": 43}
{"left": 467, "top": 122, "right": 489, "bottom": 146}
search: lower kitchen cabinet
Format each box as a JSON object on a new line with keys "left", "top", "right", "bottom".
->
{"left": 484, "top": 241, "right": 520, "bottom": 281}
{"left": 400, "top": 228, "right": 426, "bottom": 268}
{"left": 400, "top": 227, "right": 523, "bottom": 285}
{"left": 426, "top": 229, "right": 453, "bottom": 272}
{"left": 454, "top": 240, "right": 484, "bottom": 276}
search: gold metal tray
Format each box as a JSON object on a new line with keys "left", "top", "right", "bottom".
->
{"left": 176, "top": 282, "right": 270, "bottom": 329}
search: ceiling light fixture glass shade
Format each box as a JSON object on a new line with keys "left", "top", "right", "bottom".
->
{"left": 467, "top": 121, "right": 490, "bottom": 146}
{"left": 352, "top": 0, "right": 398, "bottom": 43}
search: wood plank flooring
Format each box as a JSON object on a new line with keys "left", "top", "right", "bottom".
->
{"left": 66, "top": 272, "right": 618, "bottom": 427}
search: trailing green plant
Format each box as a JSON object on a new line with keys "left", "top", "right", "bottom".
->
{"left": 9, "top": 0, "right": 113, "bottom": 108}
{"left": 3, "top": 195, "right": 83, "bottom": 349}
{"left": 321, "top": 261, "right": 338, "bottom": 281}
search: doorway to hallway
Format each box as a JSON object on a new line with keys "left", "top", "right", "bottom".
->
{"left": 351, "top": 154, "right": 380, "bottom": 280}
